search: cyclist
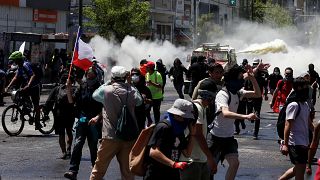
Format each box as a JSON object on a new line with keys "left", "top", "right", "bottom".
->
{"left": 5, "top": 51, "right": 42, "bottom": 129}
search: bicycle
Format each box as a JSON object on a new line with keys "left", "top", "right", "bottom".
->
{"left": 1, "top": 89, "right": 55, "bottom": 136}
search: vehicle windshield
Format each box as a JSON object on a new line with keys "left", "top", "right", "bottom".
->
{"left": 207, "top": 51, "right": 228, "bottom": 61}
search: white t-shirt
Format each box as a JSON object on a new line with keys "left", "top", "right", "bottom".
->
{"left": 210, "top": 89, "right": 246, "bottom": 138}
{"left": 286, "top": 101, "right": 310, "bottom": 146}
{"left": 180, "top": 102, "right": 207, "bottom": 163}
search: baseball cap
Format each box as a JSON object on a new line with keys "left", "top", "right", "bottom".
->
{"left": 146, "top": 61, "right": 155, "bottom": 68}
{"left": 167, "top": 99, "right": 195, "bottom": 119}
{"left": 111, "top": 66, "right": 128, "bottom": 78}
{"left": 198, "top": 79, "right": 217, "bottom": 100}
{"left": 253, "top": 58, "right": 260, "bottom": 65}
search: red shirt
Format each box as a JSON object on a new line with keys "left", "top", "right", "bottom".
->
{"left": 272, "top": 79, "right": 293, "bottom": 113}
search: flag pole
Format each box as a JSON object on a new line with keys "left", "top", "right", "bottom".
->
{"left": 68, "top": 26, "right": 81, "bottom": 81}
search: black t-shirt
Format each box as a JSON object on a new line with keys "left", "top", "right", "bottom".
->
{"left": 135, "top": 85, "right": 152, "bottom": 131}
{"left": 268, "top": 73, "right": 283, "bottom": 90}
{"left": 74, "top": 82, "right": 103, "bottom": 119}
{"left": 145, "top": 120, "right": 188, "bottom": 180}
{"left": 169, "top": 65, "right": 188, "bottom": 84}
{"left": 189, "top": 62, "right": 207, "bottom": 85}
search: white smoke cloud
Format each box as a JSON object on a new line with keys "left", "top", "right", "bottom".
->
{"left": 213, "top": 21, "right": 320, "bottom": 76}
{"left": 89, "top": 20, "right": 319, "bottom": 78}
{"left": 89, "top": 35, "right": 190, "bottom": 72}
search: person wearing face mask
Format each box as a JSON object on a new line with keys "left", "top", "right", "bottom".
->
{"left": 279, "top": 77, "right": 314, "bottom": 180}
{"left": 180, "top": 79, "right": 218, "bottom": 180}
{"left": 64, "top": 67, "right": 103, "bottom": 180}
{"left": 307, "top": 63, "right": 320, "bottom": 106}
{"left": 244, "top": 59, "right": 270, "bottom": 139}
{"left": 270, "top": 67, "right": 294, "bottom": 113}
{"left": 268, "top": 67, "right": 283, "bottom": 95}
{"left": 144, "top": 99, "right": 197, "bottom": 180}
{"left": 130, "top": 68, "right": 153, "bottom": 129}
{"left": 207, "top": 65, "right": 261, "bottom": 180}
{"left": 169, "top": 58, "right": 188, "bottom": 99}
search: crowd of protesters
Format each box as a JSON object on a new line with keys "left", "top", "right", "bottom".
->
{"left": 3, "top": 48, "right": 320, "bottom": 180}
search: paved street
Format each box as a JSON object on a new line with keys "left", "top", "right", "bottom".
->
{"left": 0, "top": 82, "right": 319, "bottom": 180}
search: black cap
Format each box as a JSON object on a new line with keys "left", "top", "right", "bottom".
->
{"left": 199, "top": 79, "right": 217, "bottom": 93}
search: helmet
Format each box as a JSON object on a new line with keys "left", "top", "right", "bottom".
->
{"left": 9, "top": 51, "right": 24, "bottom": 61}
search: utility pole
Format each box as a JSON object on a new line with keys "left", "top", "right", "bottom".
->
{"left": 79, "top": 0, "right": 83, "bottom": 27}
{"left": 251, "top": 0, "right": 254, "bottom": 21}
{"left": 193, "top": 0, "right": 197, "bottom": 48}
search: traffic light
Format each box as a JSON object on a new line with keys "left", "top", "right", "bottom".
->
{"left": 229, "top": 0, "right": 236, "bottom": 6}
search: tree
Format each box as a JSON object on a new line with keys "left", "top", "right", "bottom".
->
{"left": 253, "top": 0, "right": 293, "bottom": 28}
{"left": 84, "top": 0, "right": 150, "bottom": 42}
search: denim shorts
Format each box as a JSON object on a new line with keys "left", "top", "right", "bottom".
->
{"left": 207, "top": 133, "right": 238, "bottom": 163}
{"left": 288, "top": 145, "right": 308, "bottom": 164}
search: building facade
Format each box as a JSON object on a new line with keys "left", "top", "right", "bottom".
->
{"left": 0, "top": 0, "right": 69, "bottom": 65}
{"left": 148, "top": 0, "right": 240, "bottom": 46}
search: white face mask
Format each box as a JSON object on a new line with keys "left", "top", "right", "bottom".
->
{"left": 131, "top": 75, "right": 140, "bottom": 84}
{"left": 274, "top": 72, "right": 280, "bottom": 75}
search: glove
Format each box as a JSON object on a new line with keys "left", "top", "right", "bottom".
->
{"left": 172, "top": 162, "right": 188, "bottom": 170}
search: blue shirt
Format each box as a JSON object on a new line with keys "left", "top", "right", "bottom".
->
{"left": 16, "top": 61, "right": 33, "bottom": 86}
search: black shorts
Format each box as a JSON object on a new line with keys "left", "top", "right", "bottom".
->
{"left": 288, "top": 145, "right": 308, "bottom": 164}
{"left": 207, "top": 133, "right": 238, "bottom": 163}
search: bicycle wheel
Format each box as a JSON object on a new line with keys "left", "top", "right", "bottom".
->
{"left": 37, "top": 105, "right": 55, "bottom": 134}
{"left": 1, "top": 105, "right": 24, "bottom": 136}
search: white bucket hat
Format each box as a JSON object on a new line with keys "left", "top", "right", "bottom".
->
{"left": 167, "top": 99, "right": 195, "bottom": 119}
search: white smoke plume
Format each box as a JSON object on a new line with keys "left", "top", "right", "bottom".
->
{"left": 237, "top": 39, "right": 288, "bottom": 55}
{"left": 212, "top": 21, "right": 320, "bottom": 76}
{"left": 89, "top": 20, "right": 319, "bottom": 78}
{"left": 89, "top": 35, "right": 190, "bottom": 73}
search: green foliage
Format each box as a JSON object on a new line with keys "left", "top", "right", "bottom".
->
{"left": 84, "top": 0, "right": 150, "bottom": 42}
{"left": 253, "top": 0, "right": 293, "bottom": 27}
{"left": 196, "top": 13, "right": 224, "bottom": 44}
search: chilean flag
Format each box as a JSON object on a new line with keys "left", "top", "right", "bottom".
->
{"left": 72, "top": 28, "right": 94, "bottom": 71}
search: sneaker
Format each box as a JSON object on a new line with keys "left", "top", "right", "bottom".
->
{"left": 60, "top": 153, "right": 68, "bottom": 160}
{"left": 253, "top": 135, "right": 258, "bottom": 140}
{"left": 234, "top": 131, "right": 240, "bottom": 135}
{"left": 64, "top": 171, "right": 77, "bottom": 180}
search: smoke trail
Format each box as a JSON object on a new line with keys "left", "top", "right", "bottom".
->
{"left": 238, "top": 39, "right": 288, "bottom": 55}
{"left": 212, "top": 21, "right": 320, "bottom": 76}
{"left": 89, "top": 35, "right": 190, "bottom": 69}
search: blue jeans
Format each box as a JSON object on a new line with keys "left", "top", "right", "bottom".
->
{"left": 69, "top": 121, "right": 100, "bottom": 173}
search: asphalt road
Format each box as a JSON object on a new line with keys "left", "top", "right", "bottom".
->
{"left": 0, "top": 82, "right": 319, "bottom": 180}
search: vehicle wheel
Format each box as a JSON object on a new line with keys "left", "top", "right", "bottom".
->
{"left": 37, "top": 105, "right": 55, "bottom": 135}
{"left": 1, "top": 105, "right": 24, "bottom": 136}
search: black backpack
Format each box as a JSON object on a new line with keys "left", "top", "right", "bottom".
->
{"left": 114, "top": 86, "right": 139, "bottom": 141}
{"left": 208, "top": 87, "right": 240, "bottom": 129}
{"left": 276, "top": 92, "right": 301, "bottom": 140}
